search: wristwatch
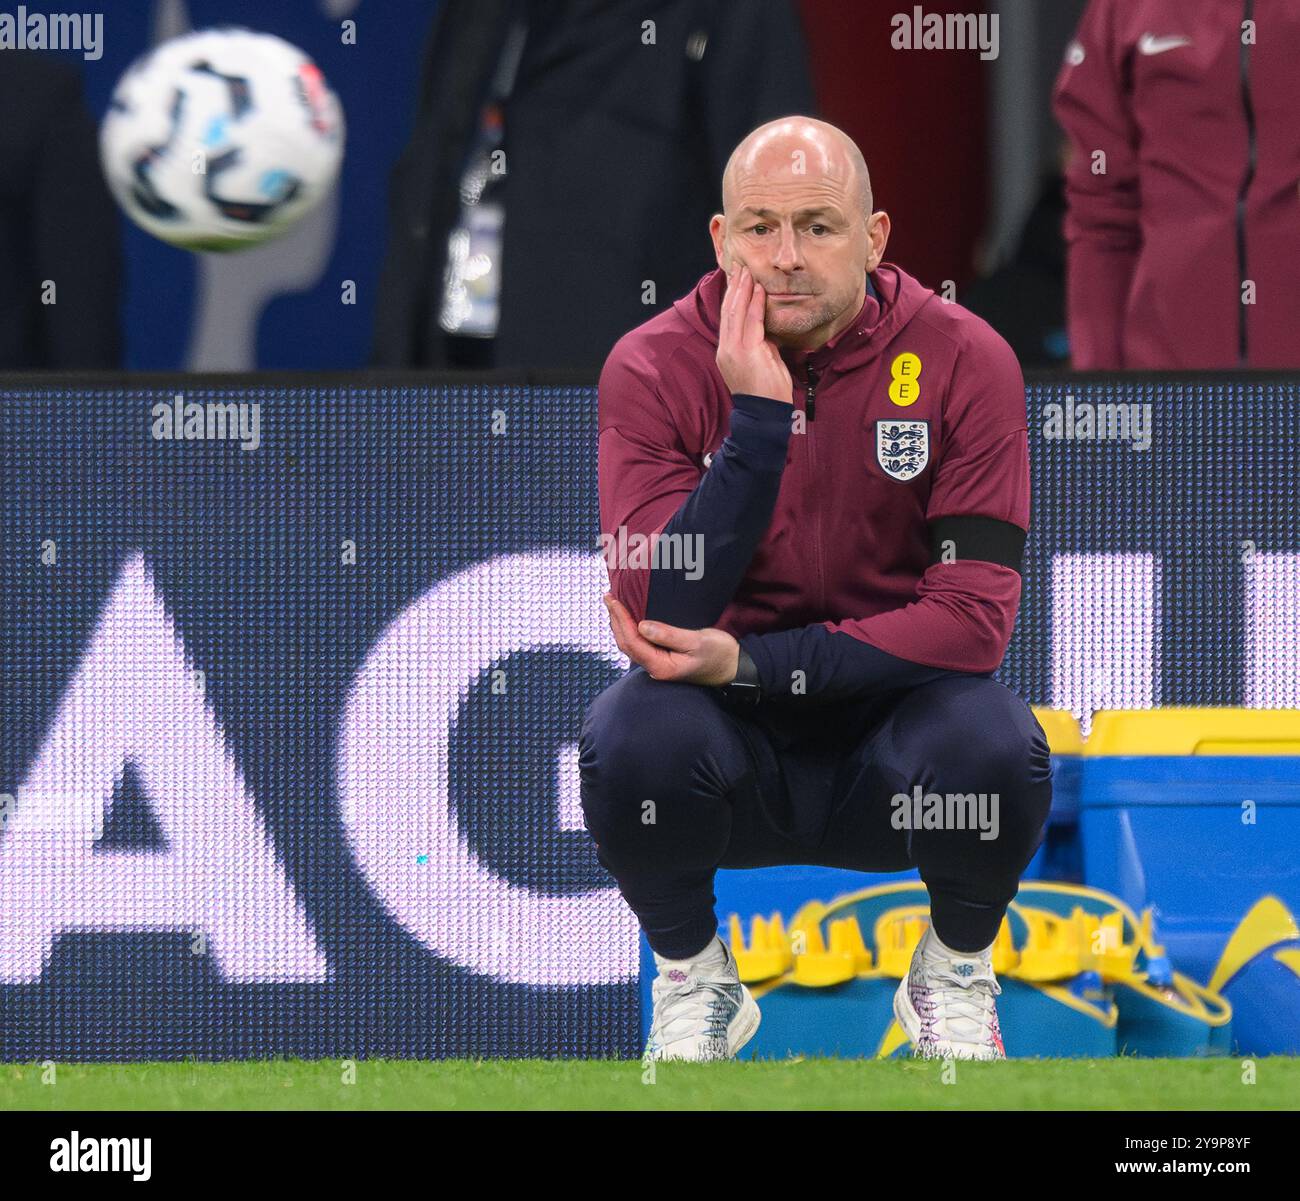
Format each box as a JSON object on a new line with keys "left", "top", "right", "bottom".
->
{"left": 720, "top": 646, "right": 762, "bottom": 708}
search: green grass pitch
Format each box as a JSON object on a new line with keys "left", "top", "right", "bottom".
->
{"left": 3, "top": 1057, "right": 1298, "bottom": 1110}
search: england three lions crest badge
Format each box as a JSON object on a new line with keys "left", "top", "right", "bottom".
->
{"left": 875, "top": 420, "right": 929, "bottom": 481}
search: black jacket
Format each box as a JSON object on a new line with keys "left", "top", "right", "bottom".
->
{"left": 373, "top": 0, "right": 816, "bottom": 370}
{"left": 0, "top": 52, "right": 122, "bottom": 369}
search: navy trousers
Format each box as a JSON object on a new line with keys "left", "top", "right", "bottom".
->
{"left": 578, "top": 668, "right": 1053, "bottom": 958}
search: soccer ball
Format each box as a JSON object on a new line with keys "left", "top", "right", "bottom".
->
{"left": 100, "top": 28, "right": 345, "bottom": 252}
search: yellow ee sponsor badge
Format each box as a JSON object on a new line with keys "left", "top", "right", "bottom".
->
{"left": 888, "top": 352, "right": 922, "bottom": 407}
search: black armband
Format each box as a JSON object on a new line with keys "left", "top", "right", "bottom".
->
{"left": 928, "top": 516, "right": 1026, "bottom": 573}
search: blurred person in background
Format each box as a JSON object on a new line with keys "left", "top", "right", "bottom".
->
{"left": 0, "top": 52, "right": 122, "bottom": 369}
{"left": 1053, "top": 0, "right": 1300, "bottom": 369}
{"left": 961, "top": 166, "right": 1069, "bottom": 370}
{"left": 373, "top": 0, "right": 815, "bottom": 371}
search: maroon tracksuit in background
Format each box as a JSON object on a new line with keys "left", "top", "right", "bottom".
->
{"left": 1054, "top": 0, "right": 1300, "bottom": 368}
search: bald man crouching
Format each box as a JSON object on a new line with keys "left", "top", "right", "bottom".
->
{"left": 580, "top": 117, "right": 1052, "bottom": 1062}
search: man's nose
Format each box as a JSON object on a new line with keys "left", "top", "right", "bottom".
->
{"left": 771, "top": 223, "right": 805, "bottom": 273}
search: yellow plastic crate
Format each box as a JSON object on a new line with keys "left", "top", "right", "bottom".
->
{"left": 1085, "top": 708, "right": 1300, "bottom": 756}
{"left": 1030, "top": 707, "right": 1084, "bottom": 756}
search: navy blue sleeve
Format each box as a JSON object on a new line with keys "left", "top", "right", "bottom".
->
{"left": 740, "top": 624, "right": 986, "bottom": 704}
{"left": 644, "top": 393, "right": 792, "bottom": 628}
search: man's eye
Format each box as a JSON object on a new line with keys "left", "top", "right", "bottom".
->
{"left": 809, "top": 225, "right": 828, "bottom": 236}
{"left": 751, "top": 224, "right": 769, "bottom": 235}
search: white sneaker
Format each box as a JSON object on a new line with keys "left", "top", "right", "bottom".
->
{"left": 645, "top": 936, "right": 761, "bottom": 1062}
{"left": 893, "top": 926, "right": 1005, "bottom": 1060}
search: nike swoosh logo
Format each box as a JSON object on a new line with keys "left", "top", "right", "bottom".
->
{"left": 1138, "top": 33, "right": 1190, "bottom": 56}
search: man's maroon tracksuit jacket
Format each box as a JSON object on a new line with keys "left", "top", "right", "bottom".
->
{"left": 579, "top": 264, "right": 1052, "bottom": 958}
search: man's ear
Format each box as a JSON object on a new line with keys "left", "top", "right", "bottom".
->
{"left": 709, "top": 213, "right": 727, "bottom": 269}
{"left": 866, "top": 210, "right": 891, "bottom": 271}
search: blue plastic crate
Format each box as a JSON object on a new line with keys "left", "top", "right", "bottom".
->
{"left": 1080, "top": 758, "right": 1300, "bottom": 962}
{"left": 1024, "top": 754, "right": 1083, "bottom": 882}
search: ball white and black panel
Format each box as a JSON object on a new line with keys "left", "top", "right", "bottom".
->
{"left": 100, "top": 27, "right": 345, "bottom": 252}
